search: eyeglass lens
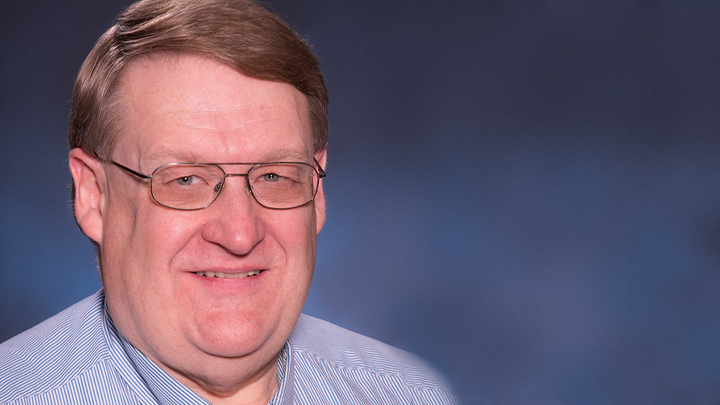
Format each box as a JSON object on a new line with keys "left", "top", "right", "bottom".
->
{"left": 150, "top": 163, "right": 319, "bottom": 210}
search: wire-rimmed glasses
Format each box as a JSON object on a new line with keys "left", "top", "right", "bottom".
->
{"left": 111, "top": 160, "right": 325, "bottom": 210}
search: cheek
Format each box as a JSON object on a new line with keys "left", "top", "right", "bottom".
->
{"left": 137, "top": 215, "right": 206, "bottom": 280}
{"left": 102, "top": 206, "right": 201, "bottom": 322}
{"left": 102, "top": 193, "right": 199, "bottom": 279}
{"left": 268, "top": 208, "right": 317, "bottom": 253}
{"left": 271, "top": 209, "right": 317, "bottom": 298}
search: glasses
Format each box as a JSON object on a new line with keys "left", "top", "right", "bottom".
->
{"left": 111, "top": 159, "right": 325, "bottom": 210}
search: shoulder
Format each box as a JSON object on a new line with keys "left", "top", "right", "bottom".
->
{"left": 0, "top": 291, "right": 111, "bottom": 403}
{"left": 289, "top": 314, "right": 458, "bottom": 403}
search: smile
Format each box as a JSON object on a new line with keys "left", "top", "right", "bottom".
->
{"left": 194, "top": 270, "right": 263, "bottom": 279}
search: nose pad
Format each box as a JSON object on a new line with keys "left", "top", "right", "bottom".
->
{"left": 223, "top": 173, "right": 253, "bottom": 198}
{"left": 211, "top": 180, "right": 251, "bottom": 207}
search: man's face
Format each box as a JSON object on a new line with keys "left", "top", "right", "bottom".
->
{"left": 73, "top": 54, "right": 325, "bottom": 392}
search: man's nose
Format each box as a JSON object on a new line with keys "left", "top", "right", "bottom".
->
{"left": 200, "top": 176, "right": 265, "bottom": 255}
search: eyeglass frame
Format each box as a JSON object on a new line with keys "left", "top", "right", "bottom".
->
{"left": 109, "top": 159, "right": 326, "bottom": 211}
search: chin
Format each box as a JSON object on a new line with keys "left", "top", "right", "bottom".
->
{"left": 193, "top": 318, "right": 279, "bottom": 358}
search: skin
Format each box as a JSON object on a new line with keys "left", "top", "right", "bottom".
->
{"left": 69, "top": 54, "right": 326, "bottom": 405}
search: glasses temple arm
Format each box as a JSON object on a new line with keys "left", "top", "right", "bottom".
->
{"left": 313, "top": 158, "right": 326, "bottom": 178}
{"left": 111, "top": 161, "right": 152, "bottom": 180}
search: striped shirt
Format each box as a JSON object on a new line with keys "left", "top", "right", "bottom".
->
{"left": 0, "top": 290, "right": 458, "bottom": 404}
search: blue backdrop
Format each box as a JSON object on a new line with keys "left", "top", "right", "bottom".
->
{"left": 2, "top": 1, "right": 720, "bottom": 403}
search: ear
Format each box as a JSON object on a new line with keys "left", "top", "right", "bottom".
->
{"left": 69, "top": 148, "right": 107, "bottom": 245}
{"left": 313, "top": 149, "right": 327, "bottom": 234}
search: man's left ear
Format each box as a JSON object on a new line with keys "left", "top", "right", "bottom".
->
{"left": 314, "top": 149, "right": 327, "bottom": 233}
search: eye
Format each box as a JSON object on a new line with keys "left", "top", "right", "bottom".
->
{"left": 163, "top": 172, "right": 211, "bottom": 189}
{"left": 260, "top": 173, "right": 281, "bottom": 182}
{"left": 249, "top": 164, "right": 304, "bottom": 188}
{"left": 174, "top": 175, "right": 199, "bottom": 186}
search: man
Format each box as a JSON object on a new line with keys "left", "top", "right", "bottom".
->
{"left": 0, "top": 0, "right": 457, "bottom": 404}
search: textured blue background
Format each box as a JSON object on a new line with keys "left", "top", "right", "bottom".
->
{"left": 2, "top": 1, "right": 720, "bottom": 403}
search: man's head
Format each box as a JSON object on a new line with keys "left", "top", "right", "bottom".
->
{"left": 67, "top": 0, "right": 328, "bottom": 401}
{"left": 68, "top": 0, "right": 328, "bottom": 159}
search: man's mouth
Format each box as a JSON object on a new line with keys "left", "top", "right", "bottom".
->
{"left": 194, "top": 270, "right": 263, "bottom": 279}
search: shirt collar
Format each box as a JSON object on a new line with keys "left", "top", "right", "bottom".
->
{"left": 269, "top": 342, "right": 295, "bottom": 405}
{"left": 120, "top": 333, "right": 210, "bottom": 405}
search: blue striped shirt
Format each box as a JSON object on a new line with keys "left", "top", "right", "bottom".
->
{"left": 0, "top": 290, "right": 457, "bottom": 404}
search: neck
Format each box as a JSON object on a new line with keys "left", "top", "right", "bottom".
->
{"left": 165, "top": 353, "right": 281, "bottom": 405}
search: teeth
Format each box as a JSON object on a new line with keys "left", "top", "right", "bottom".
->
{"left": 195, "top": 270, "right": 261, "bottom": 278}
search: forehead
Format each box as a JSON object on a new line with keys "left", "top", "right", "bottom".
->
{"left": 113, "top": 53, "right": 312, "bottom": 164}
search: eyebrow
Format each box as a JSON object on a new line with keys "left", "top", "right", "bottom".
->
{"left": 143, "top": 148, "right": 313, "bottom": 167}
{"left": 258, "top": 148, "right": 313, "bottom": 163}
